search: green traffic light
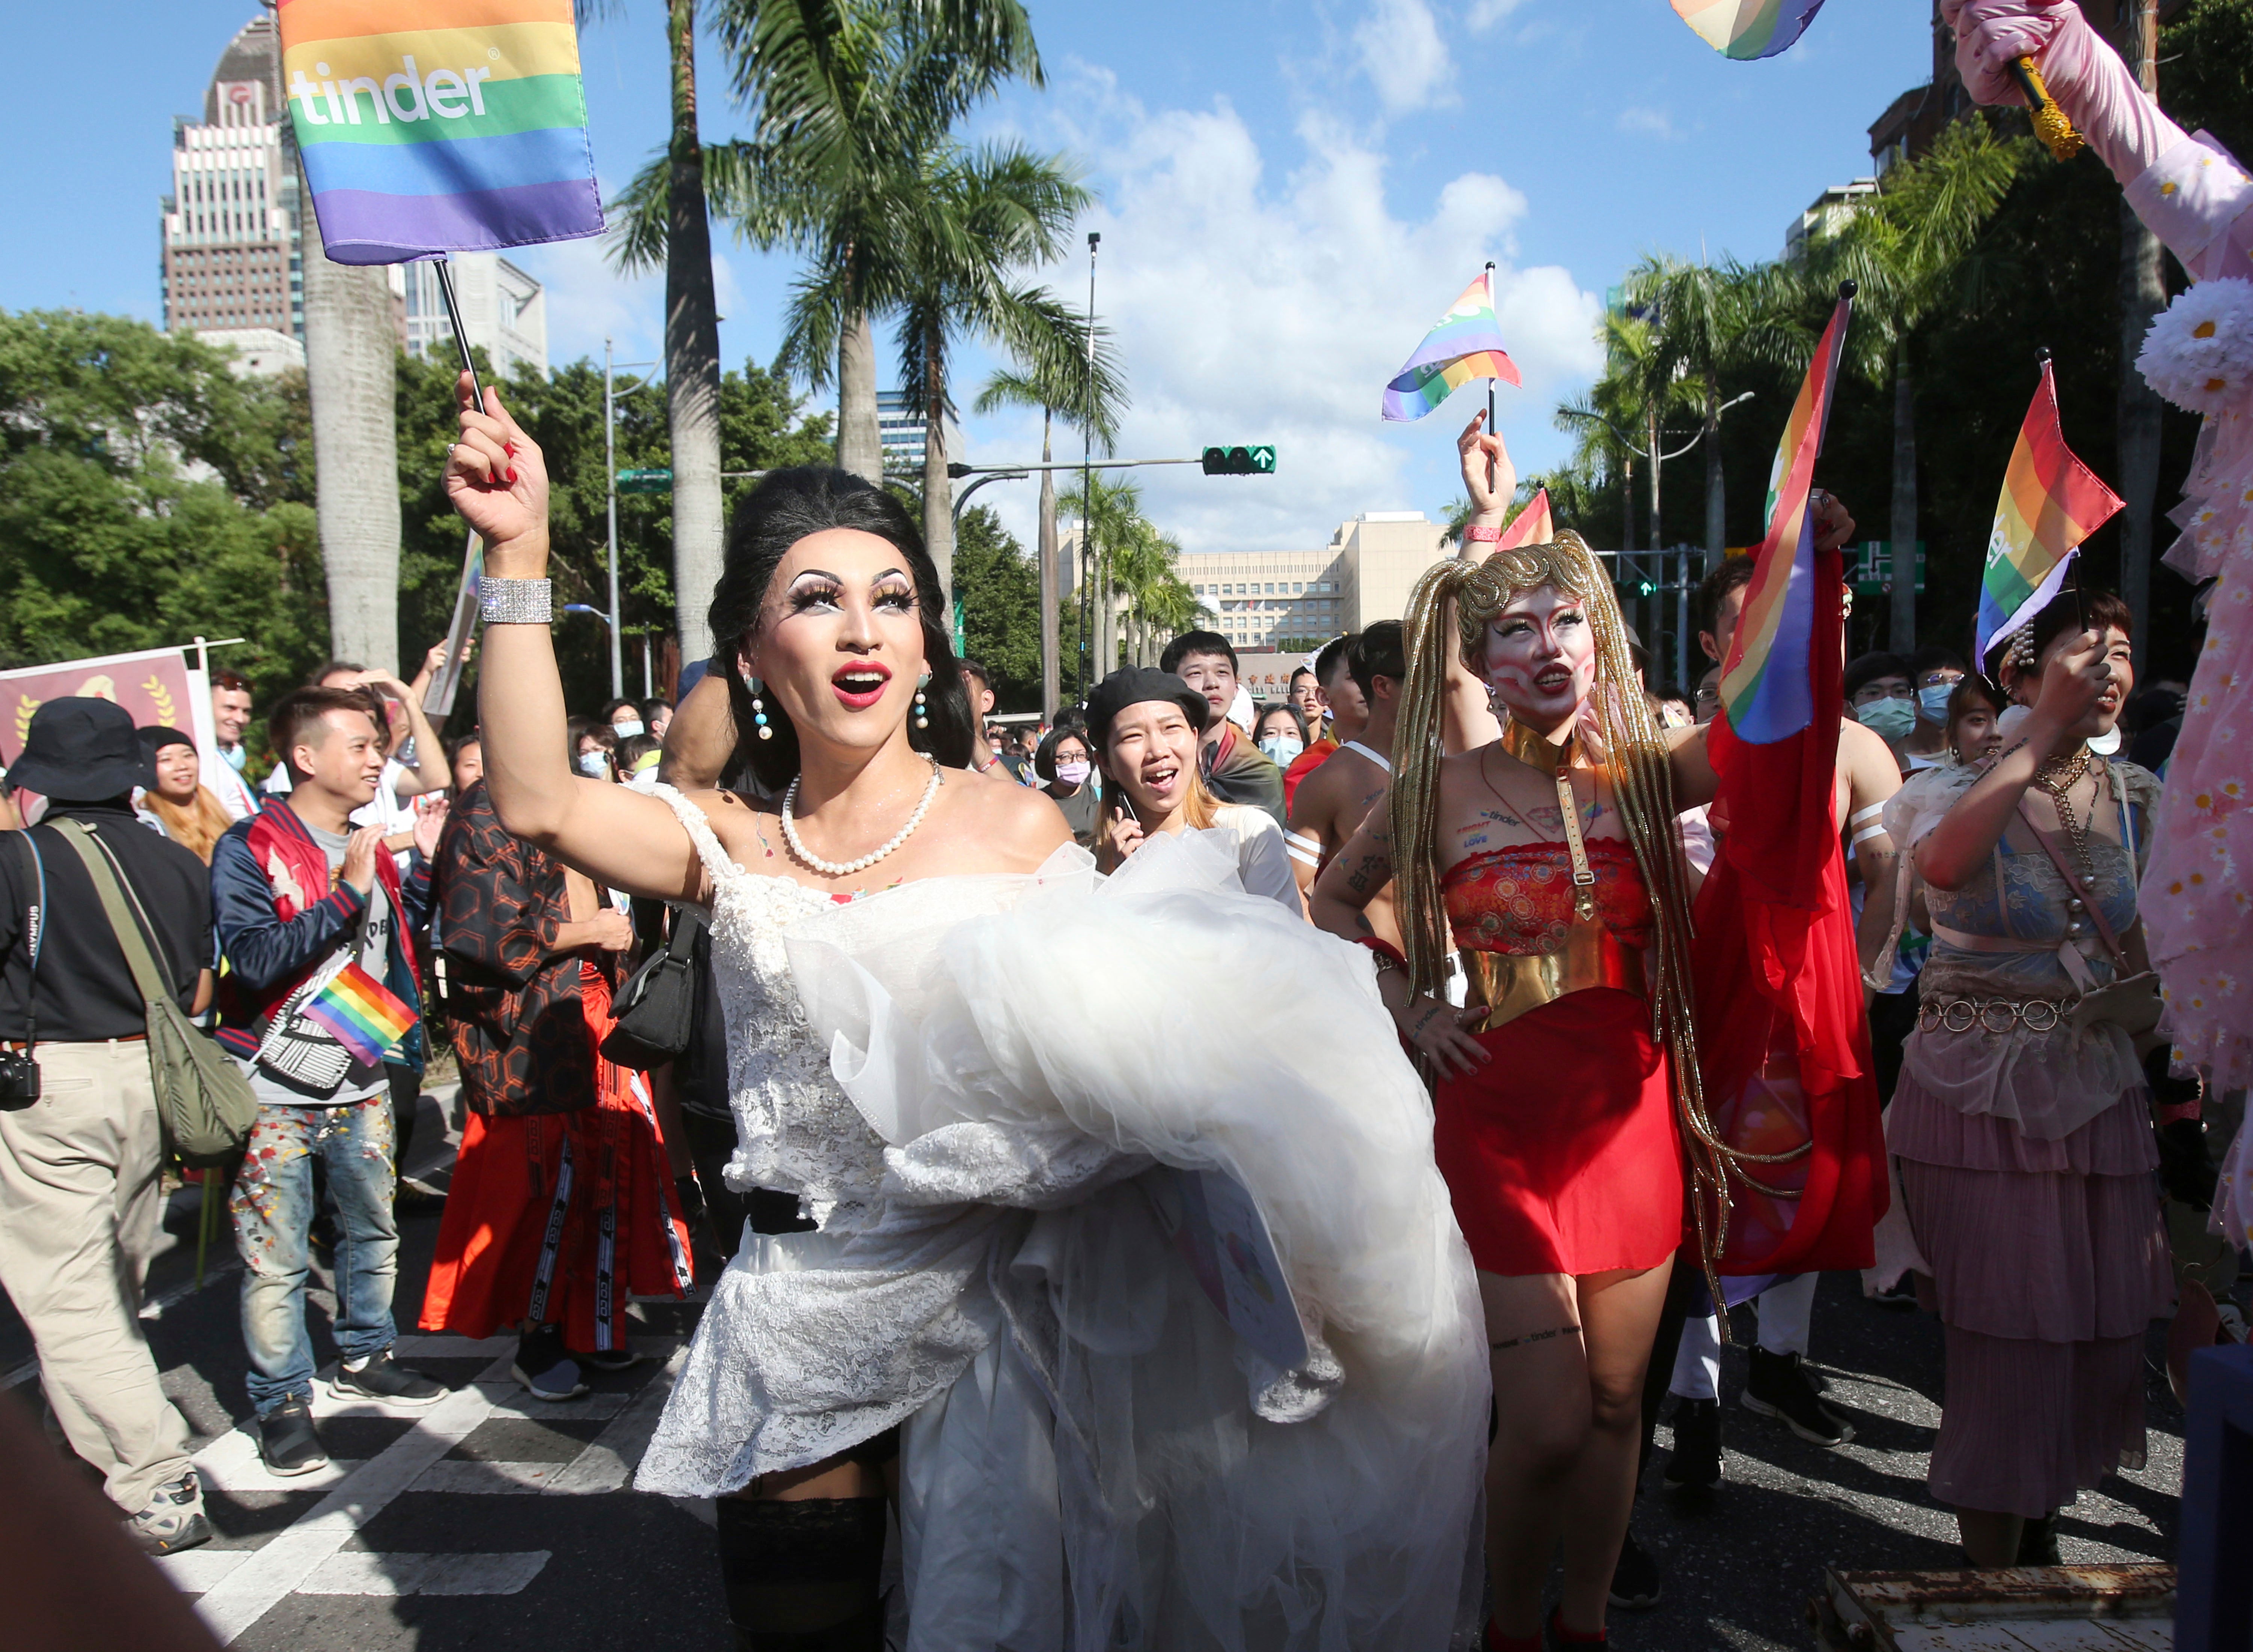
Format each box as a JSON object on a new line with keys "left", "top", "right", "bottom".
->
{"left": 1202, "top": 444, "right": 1277, "bottom": 476}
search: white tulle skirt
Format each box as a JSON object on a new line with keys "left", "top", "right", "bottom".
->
{"left": 642, "top": 832, "right": 1490, "bottom": 1651}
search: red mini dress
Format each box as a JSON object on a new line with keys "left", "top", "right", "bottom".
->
{"left": 1433, "top": 840, "right": 1685, "bottom": 1278}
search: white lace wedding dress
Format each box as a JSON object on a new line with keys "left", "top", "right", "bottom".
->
{"left": 635, "top": 786, "right": 1488, "bottom": 1651}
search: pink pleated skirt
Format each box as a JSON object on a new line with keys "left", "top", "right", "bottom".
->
{"left": 1891, "top": 1078, "right": 2172, "bottom": 1519}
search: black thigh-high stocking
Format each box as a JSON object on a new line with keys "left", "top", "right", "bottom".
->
{"left": 714, "top": 1496, "right": 887, "bottom": 1651}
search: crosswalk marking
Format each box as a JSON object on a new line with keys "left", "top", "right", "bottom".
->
{"left": 168, "top": 1335, "right": 691, "bottom": 1637}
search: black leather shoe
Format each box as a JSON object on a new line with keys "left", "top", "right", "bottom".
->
{"left": 1663, "top": 1396, "right": 1723, "bottom": 1491}
{"left": 1742, "top": 1348, "right": 1853, "bottom": 1446}
{"left": 329, "top": 1351, "right": 446, "bottom": 1405}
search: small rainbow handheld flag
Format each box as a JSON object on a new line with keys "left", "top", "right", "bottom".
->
{"left": 1494, "top": 487, "right": 1555, "bottom": 552}
{"left": 1720, "top": 288, "right": 1851, "bottom": 744}
{"left": 276, "top": 0, "right": 603, "bottom": 264}
{"left": 1670, "top": 0, "right": 1827, "bottom": 60}
{"left": 1974, "top": 359, "right": 2123, "bottom": 670}
{"left": 1381, "top": 269, "right": 1521, "bottom": 423}
{"left": 301, "top": 962, "right": 417, "bottom": 1066}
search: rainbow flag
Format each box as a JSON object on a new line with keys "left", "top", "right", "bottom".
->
{"left": 277, "top": 0, "right": 603, "bottom": 265}
{"left": 1381, "top": 270, "right": 1521, "bottom": 423}
{"left": 1670, "top": 0, "right": 1827, "bottom": 59}
{"left": 1974, "top": 360, "right": 2123, "bottom": 670}
{"left": 1495, "top": 487, "right": 1554, "bottom": 551}
{"left": 301, "top": 962, "right": 418, "bottom": 1066}
{"left": 1720, "top": 290, "right": 1850, "bottom": 744}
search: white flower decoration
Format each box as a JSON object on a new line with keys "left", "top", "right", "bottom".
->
{"left": 2138, "top": 277, "right": 2253, "bottom": 415}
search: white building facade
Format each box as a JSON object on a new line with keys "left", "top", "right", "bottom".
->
{"left": 1179, "top": 511, "right": 1452, "bottom": 653}
{"left": 401, "top": 253, "right": 547, "bottom": 380}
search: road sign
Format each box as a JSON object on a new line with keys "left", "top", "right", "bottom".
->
{"left": 615, "top": 468, "right": 671, "bottom": 494}
{"left": 1843, "top": 541, "right": 1926, "bottom": 594}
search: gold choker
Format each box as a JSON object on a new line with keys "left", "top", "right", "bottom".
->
{"left": 1499, "top": 717, "right": 1574, "bottom": 775}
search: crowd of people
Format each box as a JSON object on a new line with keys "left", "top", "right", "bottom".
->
{"left": 0, "top": 8, "right": 2244, "bottom": 1641}
{"left": 0, "top": 419, "right": 2229, "bottom": 1644}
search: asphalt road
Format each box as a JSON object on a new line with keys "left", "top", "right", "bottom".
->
{"left": 1, "top": 1088, "right": 2193, "bottom": 1651}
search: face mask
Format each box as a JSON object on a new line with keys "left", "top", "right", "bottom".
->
{"left": 1855, "top": 698, "right": 1915, "bottom": 742}
{"left": 221, "top": 743, "right": 248, "bottom": 772}
{"left": 1260, "top": 735, "right": 1305, "bottom": 767}
{"left": 612, "top": 717, "right": 645, "bottom": 740}
{"left": 576, "top": 751, "right": 611, "bottom": 778}
{"left": 1917, "top": 683, "right": 1955, "bottom": 722}
{"left": 2087, "top": 725, "right": 2122, "bottom": 756}
{"left": 1055, "top": 759, "right": 1092, "bottom": 786}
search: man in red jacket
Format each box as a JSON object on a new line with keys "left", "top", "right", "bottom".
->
{"left": 210, "top": 687, "right": 445, "bottom": 1478}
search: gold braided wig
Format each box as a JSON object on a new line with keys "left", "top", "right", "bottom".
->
{"left": 1389, "top": 532, "right": 1731, "bottom": 1272}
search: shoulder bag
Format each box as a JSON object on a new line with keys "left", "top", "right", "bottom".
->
{"left": 51, "top": 821, "right": 256, "bottom": 1165}
{"left": 600, "top": 907, "right": 706, "bottom": 1070}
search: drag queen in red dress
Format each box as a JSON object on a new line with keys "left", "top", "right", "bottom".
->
{"left": 1314, "top": 418, "right": 1802, "bottom": 1648}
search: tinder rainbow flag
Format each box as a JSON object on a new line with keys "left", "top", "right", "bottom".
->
{"left": 1495, "top": 487, "right": 1554, "bottom": 551}
{"left": 1381, "top": 270, "right": 1520, "bottom": 423}
{"left": 1974, "top": 360, "right": 2123, "bottom": 669}
{"left": 1669, "top": 0, "right": 1827, "bottom": 60}
{"left": 1720, "top": 289, "right": 1850, "bottom": 744}
{"left": 277, "top": 0, "right": 603, "bottom": 265}
{"left": 302, "top": 963, "right": 418, "bottom": 1065}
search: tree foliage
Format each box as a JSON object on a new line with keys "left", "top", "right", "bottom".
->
{"left": 0, "top": 310, "right": 328, "bottom": 697}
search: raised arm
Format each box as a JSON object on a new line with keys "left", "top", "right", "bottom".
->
{"left": 1917, "top": 629, "right": 2114, "bottom": 891}
{"left": 443, "top": 373, "right": 704, "bottom": 904}
{"left": 657, "top": 669, "right": 737, "bottom": 792}
{"left": 1839, "top": 719, "right": 1904, "bottom": 989}
{"left": 374, "top": 671, "right": 450, "bottom": 801}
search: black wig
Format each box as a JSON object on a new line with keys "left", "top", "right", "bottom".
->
{"left": 706, "top": 466, "right": 977, "bottom": 793}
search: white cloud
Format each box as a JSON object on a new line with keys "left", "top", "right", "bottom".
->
{"left": 964, "top": 78, "right": 1603, "bottom": 562}
{"left": 1355, "top": 0, "right": 1454, "bottom": 115}
{"left": 1615, "top": 106, "right": 1681, "bottom": 141}
{"left": 1465, "top": 0, "right": 1528, "bottom": 32}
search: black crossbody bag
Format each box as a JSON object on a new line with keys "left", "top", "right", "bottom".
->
{"left": 0, "top": 831, "right": 45, "bottom": 1108}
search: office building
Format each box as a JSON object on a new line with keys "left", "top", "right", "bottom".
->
{"left": 1784, "top": 178, "right": 1879, "bottom": 262}
{"left": 1180, "top": 511, "right": 1451, "bottom": 653}
{"left": 161, "top": 14, "right": 302, "bottom": 342}
{"left": 877, "top": 391, "right": 963, "bottom": 477}
{"left": 401, "top": 254, "right": 547, "bottom": 380}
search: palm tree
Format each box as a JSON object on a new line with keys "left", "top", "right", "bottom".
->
{"left": 1804, "top": 118, "right": 2029, "bottom": 650}
{"left": 788, "top": 141, "right": 1094, "bottom": 607}
{"left": 1627, "top": 255, "right": 1784, "bottom": 568}
{"left": 1060, "top": 472, "right": 1166, "bottom": 678}
{"left": 297, "top": 235, "right": 402, "bottom": 671}
{"left": 974, "top": 312, "right": 1126, "bottom": 716}
{"left": 584, "top": 0, "right": 726, "bottom": 660}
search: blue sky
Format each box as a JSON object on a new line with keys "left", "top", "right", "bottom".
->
{"left": 0, "top": 0, "right": 1928, "bottom": 559}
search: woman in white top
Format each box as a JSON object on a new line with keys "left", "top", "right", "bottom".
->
{"left": 1089, "top": 667, "right": 1301, "bottom": 914}
{"left": 442, "top": 380, "right": 1487, "bottom": 1650}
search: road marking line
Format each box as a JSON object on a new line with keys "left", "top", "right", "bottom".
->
{"left": 300, "top": 1550, "right": 551, "bottom": 1596}
{"left": 412, "top": 1458, "right": 569, "bottom": 1493}
{"left": 153, "top": 1550, "right": 252, "bottom": 1594}
{"left": 550, "top": 1342, "right": 688, "bottom": 1495}
{"left": 192, "top": 1354, "right": 513, "bottom": 1644}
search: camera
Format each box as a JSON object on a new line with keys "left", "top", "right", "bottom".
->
{"left": 0, "top": 1046, "right": 39, "bottom": 1109}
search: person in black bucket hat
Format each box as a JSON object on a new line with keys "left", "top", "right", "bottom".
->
{"left": 1081, "top": 666, "right": 1299, "bottom": 911}
{"left": 0, "top": 698, "right": 218, "bottom": 1555}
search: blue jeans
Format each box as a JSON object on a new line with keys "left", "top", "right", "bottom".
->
{"left": 231, "top": 1095, "right": 399, "bottom": 1416}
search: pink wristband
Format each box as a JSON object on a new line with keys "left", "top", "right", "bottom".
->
{"left": 1462, "top": 523, "right": 1502, "bottom": 543}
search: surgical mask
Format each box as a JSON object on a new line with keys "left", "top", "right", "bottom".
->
{"left": 2088, "top": 725, "right": 2122, "bottom": 756}
{"left": 576, "top": 751, "right": 611, "bottom": 778}
{"left": 1259, "top": 735, "right": 1305, "bottom": 767}
{"left": 1855, "top": 698, "right": 1915, "bottom": 742}
{"left": 1917, "top": 683, "right": 1955, "bottom": 723}
{"left": 221, "top": 743, "right": 247, "bottom": 772}
{"left": 612, "top": 718, "right": 645, "bottom": 740}
{"left": 1055, "top": 759, "right": 1092, "bottom": 786}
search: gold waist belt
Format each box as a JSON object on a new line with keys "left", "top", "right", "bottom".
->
{"left": 1461, "top": 922, "right": 1645, "bottom": 1034}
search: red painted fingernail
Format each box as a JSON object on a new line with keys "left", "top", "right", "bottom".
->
{"left": 505, "top": 467, "right": 518, "bottom": 484}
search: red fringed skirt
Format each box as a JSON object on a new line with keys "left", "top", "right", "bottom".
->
{"left": 420, "top": 963, "right": 695, "bottom": 1352}
{"left": 1433, "top": 986, "right": 1684, "bottom": 1277}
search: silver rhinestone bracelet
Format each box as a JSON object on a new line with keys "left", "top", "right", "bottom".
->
{"left": 478, "top": 577, "right": 553, "bottom": 625}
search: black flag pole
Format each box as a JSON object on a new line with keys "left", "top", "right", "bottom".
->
{"left": 433, "top": 255, "right": 487, "bottom": 413}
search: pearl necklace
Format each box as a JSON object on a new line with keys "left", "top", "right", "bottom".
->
{"left": 781, "top": 756, "right": 942, "bottom": 878}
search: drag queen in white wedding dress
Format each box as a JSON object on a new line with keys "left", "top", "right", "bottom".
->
{"left": 443, "top": 390, "right": 1488, "bottom": 1652}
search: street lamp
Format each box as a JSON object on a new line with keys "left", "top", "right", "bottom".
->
{"left": 563, "top": 604, "right": 611, "bottom": 626}
{"left": 603, "top": 338, "right": 658, "bottom": 700}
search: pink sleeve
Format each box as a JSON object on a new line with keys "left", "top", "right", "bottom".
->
{"left": 1945, "top": 0, "right": 2253, "bottom": 279}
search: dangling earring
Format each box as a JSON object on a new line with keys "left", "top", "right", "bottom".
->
{"left": 749, "top": 677, "right": 773, "bottom": 741}
{"left": 914, "top": 673, "right": 930, "bottom": 731}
